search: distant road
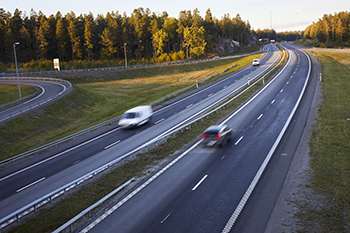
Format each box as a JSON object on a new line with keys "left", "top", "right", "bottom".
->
{"left": 0, "top": 78, "right": 72, "bottom": 123}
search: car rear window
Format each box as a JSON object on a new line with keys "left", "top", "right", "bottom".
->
{"left": 204, "top": 128, "right": 220, "bottom": 134}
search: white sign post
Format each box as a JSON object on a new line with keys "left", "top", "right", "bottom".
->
{"left": 53, "top": 58, "right": 60, "bottom": 71}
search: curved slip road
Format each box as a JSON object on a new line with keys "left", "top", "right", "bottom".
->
{"left": 0, "top": 78, "right": 70, "bottom": 123}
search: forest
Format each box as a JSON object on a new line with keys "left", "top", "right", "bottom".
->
{"left": 303, "top": 11, "right": 350, "bottom": 47}
{"left": 0, "top": 7, "right": 253, "bottom": 66}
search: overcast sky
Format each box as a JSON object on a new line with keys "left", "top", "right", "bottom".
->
{"left": 2, "top": 0, "right": 349, "bottom": 32}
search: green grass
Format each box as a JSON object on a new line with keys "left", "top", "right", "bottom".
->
{"left": 6, "top": 46, "right": 286, "bottom": 233}
{"left": 0, "top": 87, "right": 107, "bottom": 158}
{"left": 294, "top": 51, "right": 350, "bottom": 232}
{"left": 0, "top": 54, "right": 260, "bottom": 160}
{"left": 0, "top": 84, "right": 38, "bottom": 105}
{"left": 57, "top": 54, "right": 260, "bottom": 84}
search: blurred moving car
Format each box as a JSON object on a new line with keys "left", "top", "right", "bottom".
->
{"left": 201, "top": 125, "right": 232, "bottom": 147}
{"left": 118, "top": 105, "right": 153, "bottom": 128}
{"left": 252, "top": 59, "right": 260, "bottom": 66}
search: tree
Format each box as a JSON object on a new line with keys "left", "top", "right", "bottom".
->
{"left": 162, "top": 17, "right": 178, "bottom": 52}
{"left": 66, "top": 12, "right": 82, "bottom": 60}
{"left": 120, "top": 13, "right": 134, "bottom": 59}
{"left": 219, "top": 13, "right": 234, "bottom": 38}
{"left": 188, "top": 26, "right": 207, "bottom": 59}
{"left": 177, "top": 10, "right": 192, "bottom": 51}
{"left": 0, "top": 8, "right": 6, "bottom": 62}
{"left": 84, "top": 13, "right": 94, "bottom": 59}
{"left": 192, "top": 8, "right": 202, "bottom": 28}
{"left": 11, "top": 9, "right": 23, "bottom": 42}
{"left": 56, "top": 18, "right": 68, "bottom": 61}
{"left": 152, "top": 28, "right": 167, "bottom": 57}
{"left": 37, "top": 17, "right": 50, "bottom": 59}
{"left": 100, "top": 27, "right": 116, "bottom": 59}
{"left": 19, "top": 25, "right": 31, "bottom": 61}
{"left": 131, "top": 8, "right": 152, "bottom": 58}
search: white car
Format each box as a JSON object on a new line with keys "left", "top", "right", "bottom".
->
{"left": 252, "top": 59, "right": 260, "bottom": 66}
{"left": 118, "top": 105, "right": 153, "bottom": 128}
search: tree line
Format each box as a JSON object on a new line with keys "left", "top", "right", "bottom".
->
{"left": 303, "top": 11, "right": 350, "bottom": 47}
{"left": 253, "top": 28, "right": 302, "bottom": 42}
{"left": 0, "top": 8, "right": 253, "bottom": 65}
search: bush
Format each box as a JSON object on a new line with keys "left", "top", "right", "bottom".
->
{"left": 176, "top": 51, "right": 185, "bottom": 60}
{"left": 0, "top": 62, "right": 7, "bottom": 72}
{"left": 156, "top": 53, "right": 171, "bottom": 63}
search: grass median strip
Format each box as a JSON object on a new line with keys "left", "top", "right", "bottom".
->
{"left": 6, "top": 47, "right": 286, "bottom": 233}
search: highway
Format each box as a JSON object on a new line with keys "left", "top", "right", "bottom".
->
{"left": 0, "top": 44, "right": 280, "bottom": 220}
{"left": 78, "top": 44, "right": 316, "bottom": 233}
{"left": 0, "top": 78, "right": 71, "bottom": 122}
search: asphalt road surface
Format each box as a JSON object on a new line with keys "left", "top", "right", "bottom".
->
{"left": 76, "top": 44, "right": 316, "bottom": 233}
{"left": 0, "top": 44, "right": 281, "bottom": 224}
{"left": 0, "top": 79, "right": 70, "bottom": 122}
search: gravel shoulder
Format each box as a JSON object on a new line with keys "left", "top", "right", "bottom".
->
{"left": 264, "top": 76, "right": 323, "bottom": 232}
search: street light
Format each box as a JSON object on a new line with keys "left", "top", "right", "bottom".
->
{"left": 13, "top": 42, "right": 21, "bottom": 100}
{"left": 124, "top": 43, "right": 128, "bottom": 69}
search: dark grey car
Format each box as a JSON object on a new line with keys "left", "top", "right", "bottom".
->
{"left": 201, "top": 125, "right": 232, "bottom": 147}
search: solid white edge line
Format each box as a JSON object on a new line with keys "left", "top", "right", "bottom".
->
{"left": 79, "top": 139, "right": 204, "bottom": 233}
{"left": 192, "top": 175, "right": 208, "bottom": 191}
{"left": 221, "top": 45, "right": 311, "bottom": 233}
{"left": 16, "top": 177, "right": 46, "bottom": 193}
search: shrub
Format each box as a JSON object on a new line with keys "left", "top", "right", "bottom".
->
{"left": 0, "top": 62, "right": 7, "bottom": 72}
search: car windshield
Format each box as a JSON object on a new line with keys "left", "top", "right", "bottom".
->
{"left": 254, "top": 59, "right": 259, "bottom": 62}
{"left": 123, "top": 112, "right": 137, "bottom": 119}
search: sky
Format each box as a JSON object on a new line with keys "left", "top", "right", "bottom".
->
{"left": 2, "top": 0, "right": 349, "bottom": 32}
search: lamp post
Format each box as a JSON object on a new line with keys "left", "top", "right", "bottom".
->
{"left": 124, "top": 43, "right": 128, "bottom": 69}
{"left": 13, "top": 42, "right": 21, "bottom": 100}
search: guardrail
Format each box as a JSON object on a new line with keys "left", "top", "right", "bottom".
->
{"left": 0, "top": 77, "right": 73, "bottom": 123}
{"left": 0, "top": 46, "right": 285, "bottom": 232}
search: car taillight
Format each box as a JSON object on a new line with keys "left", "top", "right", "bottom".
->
{"left": 214, "top": 134, "right": 222, "bottom": 139}
{"left": 201, "top": 134, "right": 208, "bottom": 139}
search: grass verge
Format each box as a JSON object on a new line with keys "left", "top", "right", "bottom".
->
{"left": 6, "top": 47, "right": 286, "bottom": 233}
{"left": 293, "top": 51, "right": 350, "bottom": 232}
{"left": 0, "top": 84, "right": 38, "bottom": 105}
